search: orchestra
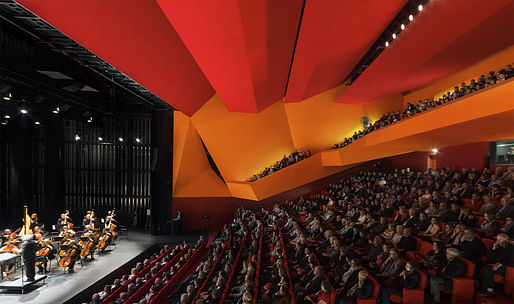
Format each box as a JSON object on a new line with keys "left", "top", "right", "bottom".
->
{"left": 0, "top": 207, "right": 119, "bottom": 279}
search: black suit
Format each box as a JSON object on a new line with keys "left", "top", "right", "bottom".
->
{"left": 304, "top": 275, "right": 323, "bottom": 296}
{"left": 21, "top": 239, "right": 37, "bottom": 280}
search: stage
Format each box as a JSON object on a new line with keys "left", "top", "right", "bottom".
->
{"left": 0, "top": 230, "right": 200, "bottom": 304}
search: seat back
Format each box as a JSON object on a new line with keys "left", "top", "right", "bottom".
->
{"left": 461, "top": 257, "right": 475, "bottom": 278}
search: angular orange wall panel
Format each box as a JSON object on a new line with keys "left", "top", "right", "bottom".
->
{"left": 363, "top": 94, "right": 404, "bottom": 123}
{"left": 173, "top": 112, "right": 230, "bottom": 197}
{"left": 191, "top": 95, "right": 295, "bottom": 182}
{"left": 284, "top": 84, "right": 363, "bottom": 153}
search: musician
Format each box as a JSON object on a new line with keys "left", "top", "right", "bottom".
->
{"left": 57, "top": 213, "right": 68, "bottom": 231}
{"left": 59, "top": 225, "right": 75, "bottom": 238}
{"left": 30, "top": 213, "right": 39, "bottom": 230}
{"left": 1, "top": 229, "right": 12, "bottom": 247}
{"left": 60, "top": 232, "right": 79, "bottom": 273}
{"left": 20, "top": 234, "right": 36, "bottom": 281}
{"left": 83, "top": 214, "right": 93, "bottom": 228}
{"left": 81, "top": 225, "right": 98, "bottom": 260}
{"left": 35, "top": 234, "right": 54, "bottom": 274}
{"left": 0, "top": 230, "right": 19, "bottom": 278}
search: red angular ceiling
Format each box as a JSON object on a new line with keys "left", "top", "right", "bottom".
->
{"left": 337, "top": 0, "right": 514, "bottom": 105}
{"left": 17, "top": 0, "right": 514, "bottom": 114}
{"left": 156, "top": 0, "right": 303, "bottom": 113}
{"left": 285, "top": 0, "right": 408, "bottom": 103}
{"left": 16, "top": 0, "right": 214, "bottom": 116}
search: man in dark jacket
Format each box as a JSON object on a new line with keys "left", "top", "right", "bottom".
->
{"left": 396, "top": 228, "right": 416, "bottom": 257}
{"left": 429, "top": 247, "right": 465, "bottom": 303}
{"left": 21, "top": 234, "right": 37, "bottom": 281}
{"left": 459, "top": 228, "right": 486, "bottom": 279}
{"left": 479, "top": 233, "right": 514, "bottom": 297}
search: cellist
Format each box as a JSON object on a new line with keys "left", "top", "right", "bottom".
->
{"left": 59, "top": 231, "right": 78, "bottom": 273}
{"left": 34, "top": 233, "right": 54, "bottom": 274}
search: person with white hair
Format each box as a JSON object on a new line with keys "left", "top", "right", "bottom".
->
{"left": 20, "top": 234, "right": 36, "bottom": 281}
{"left": 429, "top": 247, "right": 465, "bottom": 303}
{"left": 479, "top": 233, "right": 514, "bottom": 298}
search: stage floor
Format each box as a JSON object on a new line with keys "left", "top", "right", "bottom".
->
{"left": 0, "top": 230, "right": 200, "bottom": 304}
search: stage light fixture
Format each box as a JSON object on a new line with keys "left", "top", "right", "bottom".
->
{"left": 401, "top": 24, "right": 405, "bottom": 30}
{"left": 392, "top": 33, "right": 397, "bottom": 39}
{"left": 3, "top": 92, "right": 12, "bottom": 101}
{"left": 431, "top": 148, "right": 438, "bottom": 153}
{"left": 20, "top": 109, "right": 28, "bottom": 114}
{"left": 75, "top": 134, "right": 81, "bottom": 141}
{"left": 118, "top": 137, "right": 124, "bottom": 142}
{"left": 34, "top": 121, "right": 40, "bottom": 125}
{"left": 87, "top": 116, "right": 93, "bottom": 123}
{"left": 135, "top": 138, "right": 141, "bottom": 143}
{"left": 1, "top": 121, "right": 7, "bottom": 125}
{"left": 409, "top": 14, "right": 414, "bottom": 21}
{"left": 52, "top": 106, "right": 60, "bottom": 114}
{"left": 4, "top": 115, "right": 10, "bottom": 119}
{"left": 418, "top": 4, "right": 423, "bottom": 12}
{"left": 98, "top": 136, "right": 103, "bottom": 141}
{"left": 385, "top": 41, "right": 389, "bottom": 47}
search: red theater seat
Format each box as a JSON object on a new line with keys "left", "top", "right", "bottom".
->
{"left": 389, "top": 270, "right": 426, "bottom": 304}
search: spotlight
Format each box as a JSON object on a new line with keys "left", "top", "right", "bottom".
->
{"left": 34, "top": 121, "right": 40, "bottom": 125}
{"left": 400, "top": 24, "right": 405, "bottom": 30}
{"left": 4, "top": 115, "right": 10, "bottom": 119}
{"left": 118, "top": 137, "right": 124, "bottom": 142}
{"left": 418, "top": 4, "right": 423, "bottom": 12}
{"left": 75, "top": 134, "right": 81, "bottom": 141}
{"left": 409, "top": 14, "right": 414, "bottom": 21}
{"left": 392, "top": 33, "right": 397, "bottom": 39}
{"left": 385, "top": 41, "right": 389, "bottom": 47}
{"left": 20, "top": 109, "right": 28, "bottom": 114}
{"left": 431, "top": 148, "right": 438, "bottom": 153}
{"left": 52, "top": 106, "right": 60, "bottom": 114}
{"left": 87, "top": 116, "right": 93, "bottom": 123}
{"left": 135, "top": 138, "right": 141, "bottom": 143}
{"left": 1, "top": 121, "right": 7, "bottom": 125}
{"left": 98, "top": 136, "right": 103, "bottom": 141}
{"left": 3, "top": 93, "right": 11, "bottom": 101}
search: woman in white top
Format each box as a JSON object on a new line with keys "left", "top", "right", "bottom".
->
{"left": 419, "top": 217, "right": 441, "bottom": 241}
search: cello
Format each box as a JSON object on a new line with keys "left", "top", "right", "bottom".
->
{"left": 96, "top": 228, "right": 112, "bottom": 252}
{"left": 79, "top": 230, "right": 96, "bottom": 258}
{"left": 59, "top": 239, "right": 79, "bottom": 268}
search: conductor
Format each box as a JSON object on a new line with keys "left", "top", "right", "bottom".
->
{"left": 20, "top": 234, "right": 36, "bottom": 281}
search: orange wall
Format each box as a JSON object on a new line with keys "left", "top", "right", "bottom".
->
{"left": 363, "top": 93, "right": 404, "bottom": 123}
{"left": 173, "top": 111, "right": 230, "bottom": 197}
{"left": 404, "top": 45, "right": 514, "bottom": 105}
{"left": 191, "top": 95, "right": 295, "bottom": 182}
{"left": 284, "top": 84, "right": 363, "bottom": 153}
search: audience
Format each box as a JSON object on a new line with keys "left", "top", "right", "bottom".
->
{"left": 250, "top": 149, "right": 311, "bottom": 181}
{"left": 334, "top": 64, "right": 513, "bottom": 150}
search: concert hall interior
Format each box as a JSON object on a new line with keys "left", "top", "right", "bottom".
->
{"left": 0, "top": 1, "right": 513, "bottom": 304}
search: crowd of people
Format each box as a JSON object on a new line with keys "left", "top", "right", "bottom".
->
{"left": 169, "top": 163, "right": 514, "bottom": 304}
{"left": 250, "top": 150, "right": 312, "bottom": 182}
{"left": 334, "top": 64, "right": 513, "bottom": 149}
{"left": 87, "top": 241, "right": 203, "bottom": 304}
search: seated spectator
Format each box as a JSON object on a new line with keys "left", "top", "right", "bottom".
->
{"left": 306, "top": 280, "right": 331, "bottom": 304}
{"left": 419, "top": 217, "right": 441, "bottom": 241}
{"left": 98, "top": 285, "right": 111, "bottom": 300}
{"left": 339, "top": 271, "right": 373, "bottom": 304}
{"left": 499, "top": 217, "right": 514, "bottom": 237}
{"left": 496, "top": 196, "right": 514, "bottom": 219}
{"left": 116, "top": 292, "right": 128, "bottom": 304}
{"left": 90, "top": 293, "right": 100, "bottom": 304}
{"left": 479, "top": 233, "right": 514, "bottom": 298}
{"left": 417, "top": 241, "right": 445, "bottom": 273}
{"left": 378, "top": 261, "right": 420, "bottom": 304}
{"left": 391, "top": 225, "right": 404, "bottom": 245}
{"left": 480, "top": 212, "right": 499, "bottom": 234}
{"left": 396, "top": 227, "right": 416, "bottom": 257}
{"left": 429, "top": 247, "right": 465, "bottom": 304}
{"left": 376, "top": 248, "right": 403, "bottom": 280}
{"left": 126, "top": 283, "right": 136, "bottom": 297}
